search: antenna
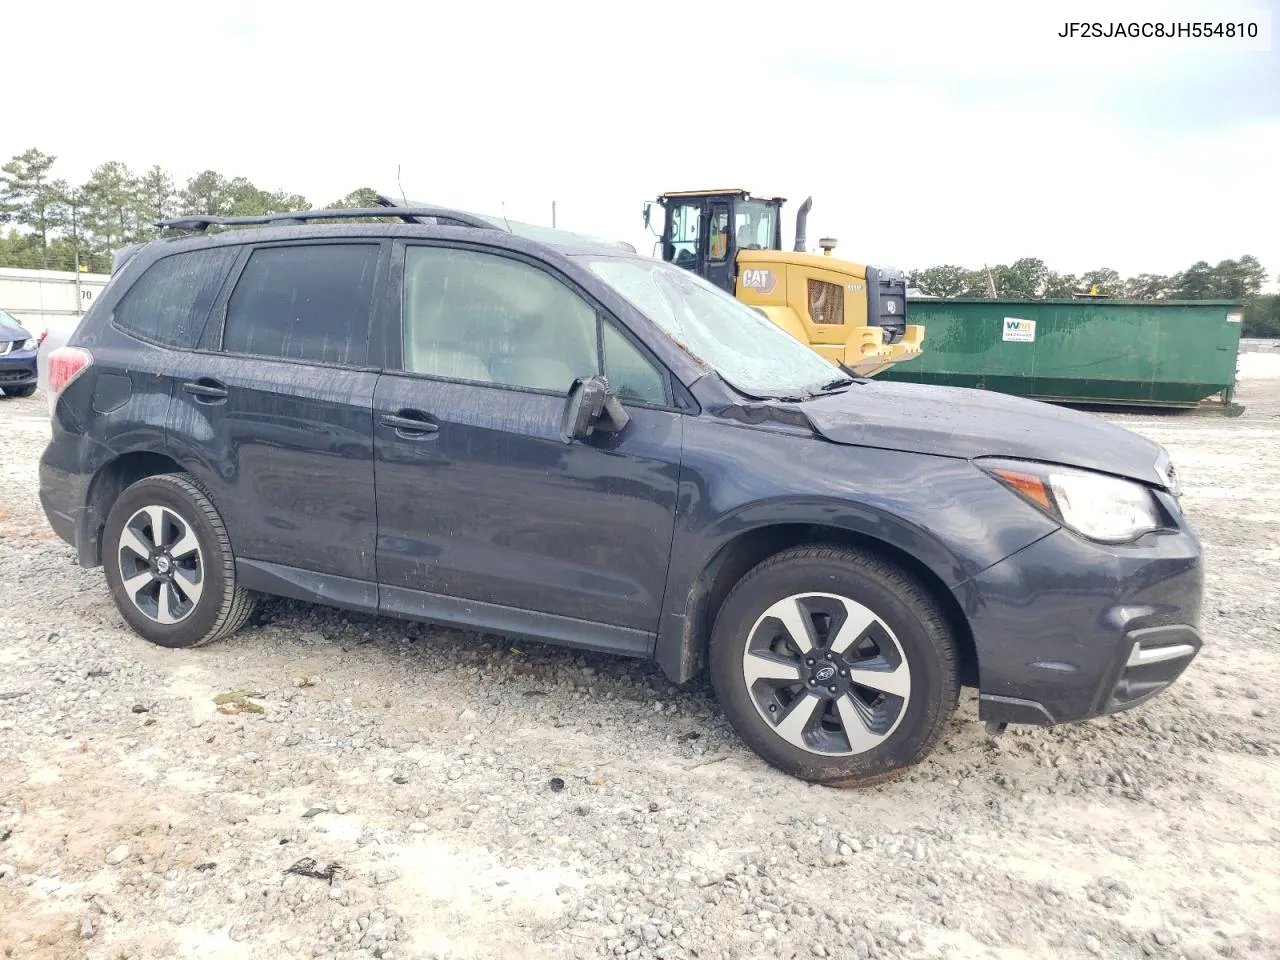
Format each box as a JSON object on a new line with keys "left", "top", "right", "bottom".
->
{"left": 500, "top": 201, "right": 512, "bottom": 232}
{"left": 397, "top": 164, "right": 407, "bottom": 205}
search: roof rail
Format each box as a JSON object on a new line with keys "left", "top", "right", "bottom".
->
{"left": 155, "top": 206, "right": 500, "bottom": 233}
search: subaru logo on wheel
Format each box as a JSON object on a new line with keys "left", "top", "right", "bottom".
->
{"left": 814, "top": 665, "right": 837, "bottom": 682}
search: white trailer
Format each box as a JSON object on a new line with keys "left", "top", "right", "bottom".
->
{"left": 0, "top": 267, "right": 111, "bottom": 393}
{"left": 0, "top": 266, "right": 111, "bottom": 335}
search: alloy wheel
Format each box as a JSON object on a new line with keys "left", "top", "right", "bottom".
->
{"left": 741, "top": 592, "right": 912, "bottom": 756}
{"left": 116, "top": 504, "right": 205, "bottom": 624}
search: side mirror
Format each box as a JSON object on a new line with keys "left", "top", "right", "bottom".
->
{"left": 642, "top": 201, "right": 653, "bottom": 230}
{"left": 559, "top": 375, "right": 631, "bottom": 444}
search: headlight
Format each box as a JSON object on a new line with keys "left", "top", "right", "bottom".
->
{"left": 981, "top": 459, "right": 1165, "bottom": 543}
{"left": 22, "top": 338, "right": 37, "bottom": 351}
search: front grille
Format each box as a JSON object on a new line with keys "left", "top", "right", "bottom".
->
{"left": 807, "top": 279, "right": 844, "bottom": 325}
{"left": 0, "top": 368, "right": 35, "bottom": 383}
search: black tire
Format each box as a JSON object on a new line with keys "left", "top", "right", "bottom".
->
{"left": 709, "top": 545, "right": 959, "bottom": 787}
{"left": 102, "top": 472, "right": 256, "bottom": 648}
{"left": 2, "top": 384, "right": 37, "bottom": 398}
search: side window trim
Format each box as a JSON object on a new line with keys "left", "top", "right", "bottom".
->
{"left": 204, "top": 238, "right": 388, "bottom": 369}
{"left": 197, "top": 244, "right": 253, "bottom": 352}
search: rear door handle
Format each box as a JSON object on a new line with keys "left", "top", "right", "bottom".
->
{"left": 380, "top": 411, "right": 440, "bottom": 437}
{"left": 182, "top": 379, "right": 228, "bottom": 403}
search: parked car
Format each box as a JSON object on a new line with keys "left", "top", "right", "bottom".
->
{"left": 38, "top": 206, "right": 1204, "bottom": 786}
{"left": 0, "top": 309, "right": 43, "bottom": 397}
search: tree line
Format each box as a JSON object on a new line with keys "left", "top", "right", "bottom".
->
{"left": 3, "top": 146, "right": 1277, "bottom": 337}
{"left": 907, "top": 256, "right": 1277, "bottom": 337}
{"left": 911, "top": 257, "right": 1280, "bottom": 340}
{"left": 908, "top": 256, "right": 1267, "bottom": 302}
{"left": 0, "top": 147, "right": 378, "bottom": 275}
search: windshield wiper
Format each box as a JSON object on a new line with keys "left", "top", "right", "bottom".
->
{"left": 816, "top": 377, "right": 859, "bottom": 392}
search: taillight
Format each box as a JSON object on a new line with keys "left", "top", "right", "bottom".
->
{"left": 47, "top": 346, "right": 93, "bottom": 396}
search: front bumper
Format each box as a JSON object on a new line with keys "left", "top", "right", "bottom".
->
{"left": 0, "top": 352, "right": 38, "bottom": 388}
{"left": 958, "top": 510, "right": 1203, "bottom": 727}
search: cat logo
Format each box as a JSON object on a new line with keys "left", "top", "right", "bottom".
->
{"left": 740, "top": 268, "right": 777, "bottom": 295}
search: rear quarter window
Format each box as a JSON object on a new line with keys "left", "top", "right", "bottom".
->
{"left": 113, "top": 247, "right": 238, "bottom": 348}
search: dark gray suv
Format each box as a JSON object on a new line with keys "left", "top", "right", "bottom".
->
{"left": 38, "top": 205, "right": 1204, "bottom": 786}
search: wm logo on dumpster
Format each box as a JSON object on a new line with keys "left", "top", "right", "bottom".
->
{"left": 1002, "top": 318, "right": 1036, "bottom": 343}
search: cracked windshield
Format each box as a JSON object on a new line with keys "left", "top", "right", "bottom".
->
{"left": 587, "top": 256, "right": 847, "bottom": 399}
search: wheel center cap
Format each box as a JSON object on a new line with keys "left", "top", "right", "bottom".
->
{"left": 813, "top": 662, "right": 838, "bottom": 683}
{"left": 155, "top": 554, "right": 173, "bottom": 575}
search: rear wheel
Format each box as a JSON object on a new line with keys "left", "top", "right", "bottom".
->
{"left": 102, "top": 473, "right": 255, "bottom": 648}
{"left": 709, "top": 545, "right": 959, "bottom": 786}
{"left": 2, "top": 384, "right": 36, "bottom": 398}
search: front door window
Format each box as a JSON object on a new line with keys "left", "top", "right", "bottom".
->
{"left": 402, "top": 246, "right": 599, "bottom": 394}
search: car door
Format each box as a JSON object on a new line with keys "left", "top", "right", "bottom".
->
{"left": 166, "top": 239, "right": 386, "bottom": 598}
{"left": 373, "top": 240, "right": 684, "bottom": 653}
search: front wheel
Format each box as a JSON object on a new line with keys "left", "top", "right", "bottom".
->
{"left": 709, "top": 545, "right": 959, "bottom": 787}
{"left": 102, "top": 473, "right": 256, "bottom": 648}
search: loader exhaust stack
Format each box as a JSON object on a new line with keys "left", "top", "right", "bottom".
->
{"left": 793, "top": 196, "right": 813, "bottom": 253}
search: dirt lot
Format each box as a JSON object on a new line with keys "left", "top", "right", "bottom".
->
{"left": 1, "top": 376, "right": 1278, "bottom": 960}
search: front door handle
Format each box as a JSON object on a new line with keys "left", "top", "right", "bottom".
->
{"left": 182, "top": 379, "right": 228, "bottom": 403}
{"left": 380, "top": 411, "right": 440, "bottom": 437}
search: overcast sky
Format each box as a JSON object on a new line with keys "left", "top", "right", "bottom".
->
{"left": 6, "top": 0, "right": 1277, "bottom": 286}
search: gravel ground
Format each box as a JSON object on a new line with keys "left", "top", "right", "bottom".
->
{"left": 1, "top": 381, "right": 1278, "bottom": 960}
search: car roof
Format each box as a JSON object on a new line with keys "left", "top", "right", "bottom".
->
{"left": 122, "top": 220, "right": 654, "bottom": 277}
{"left": 142, "top": 203, "right": 638, "bottom": 261}
{"left": 113, "top": 206, "right": 648, "bottom": 277}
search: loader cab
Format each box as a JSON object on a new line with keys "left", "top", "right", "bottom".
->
{"left": 647, "top": 189, "right": 784, "bottom": 295}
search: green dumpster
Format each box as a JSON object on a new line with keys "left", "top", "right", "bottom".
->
{"left": 878, "top": 298, "right": 1243, "bottom": 408}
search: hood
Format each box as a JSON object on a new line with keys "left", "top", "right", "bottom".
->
{"left": 0, "top": 311, "right": 30, "bottom": 340}
{"left": 802, "top": 380, "right": 1171, "bottom": 488}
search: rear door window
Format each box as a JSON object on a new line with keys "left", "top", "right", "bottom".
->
{"left": 222, "top": 244, "right": 380, "bottom": 366}
{"left": 113, "top": 247, "right": 237, "bottom": 348}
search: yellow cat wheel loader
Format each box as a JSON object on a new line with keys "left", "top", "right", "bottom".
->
{"left": 644, "top": 189, "right": 924, "bottom": 377}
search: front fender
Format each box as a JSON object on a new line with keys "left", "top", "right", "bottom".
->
{"left": 654, "top": 417, "right": 1061, "bottom": 682}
